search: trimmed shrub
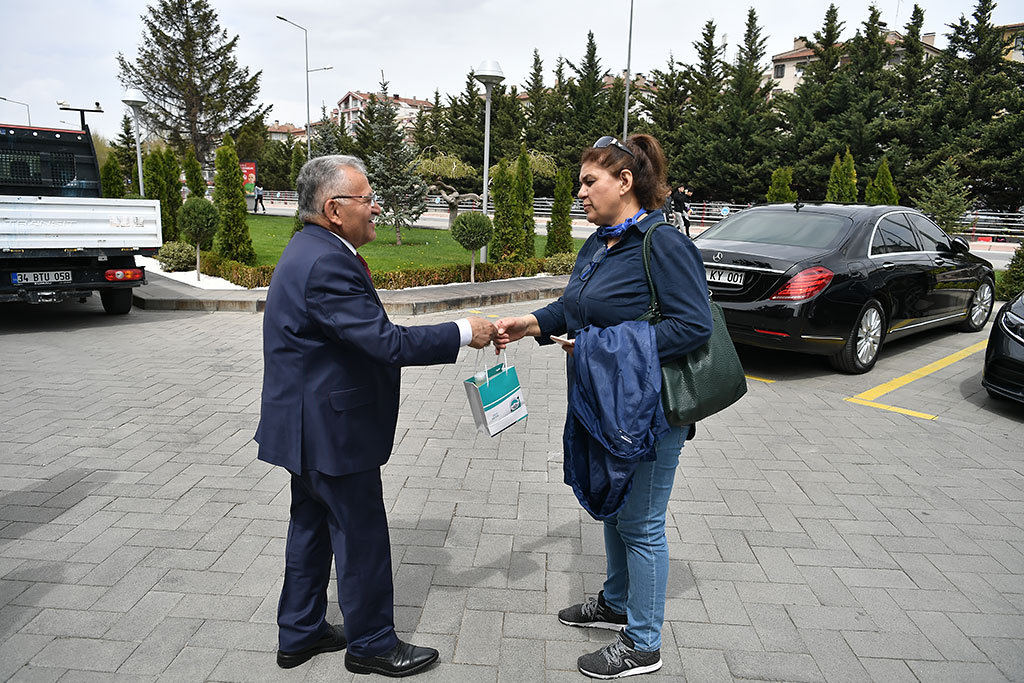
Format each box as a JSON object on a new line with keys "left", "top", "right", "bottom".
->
{"left": 156, "top": 241, "right": 196, "bottom": 272}
{"left": 996, "top": 244, "right": 1024, "bottom": 302}
{"left": 178, "top": 197, "right": 220, "bottom": 274}
{"left": 489, "top": 161, "right": 522, "bottom": 263}
{"left": 865, "top": 157, "right": 899, "bottom": 205}
{"left": 544, "top": 252, "right": 577, "bottom": 275}
{"left": 451, "top": 211, "right": 494, "bottom": 283}
{"left": 766, "top": 167, "right": 797, "bottom": 203}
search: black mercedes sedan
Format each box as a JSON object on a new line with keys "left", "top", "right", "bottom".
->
{"left": 983, "top": 290, "right": 1024, "bottom": 404}
{"left": 693, "top": 203, "right": 995, "bottom": 373}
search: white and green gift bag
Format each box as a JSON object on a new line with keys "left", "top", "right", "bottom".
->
{"left": 463, "top": 352, "right": 528, "bottom": 436}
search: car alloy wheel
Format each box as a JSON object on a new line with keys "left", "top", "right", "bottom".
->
{"left": 830, "top": 299, "right": 885, "bottom": 374}
{"left": 959, "top": 280, "right": 994, "bottom": 332}
{"left": 856, "top": 306, "right": 883, "bottom": 366}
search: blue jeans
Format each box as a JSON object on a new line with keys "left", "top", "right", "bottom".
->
{"left": 601, "top": 425, "right": 685, "bottom": 651}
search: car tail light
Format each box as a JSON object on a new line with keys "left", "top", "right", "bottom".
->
{"left": 755, "top": 329, "right": 790, "bottom": 337}
{"left": 770, "top": 267, "right": 834, "bottom": 301}
{"left": 104, "top": 268, "right": 144, "bottom": 282}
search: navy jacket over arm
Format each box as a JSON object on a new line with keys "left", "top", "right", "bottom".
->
{"left": 564, "top": 321, "right": 670, "bottom": 520}
{"left": 255, "top": 224, "right": 460, "bottom": 476}
{"left": 532, "top": 211, "right": 712, "bottom": 360}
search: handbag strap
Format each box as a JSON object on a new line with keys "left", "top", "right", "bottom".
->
{"left": 639, "top": 221, "right": 669, "bottom": 321}
{"left": 639, "top": 221, "right": 713, "bottom": 324}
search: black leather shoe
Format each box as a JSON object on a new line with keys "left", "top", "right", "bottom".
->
{"left": 345, "top": 639, "right": 439, "bottom": 677}
{"left": 276, "top": 624, "right": 347, "bottom": 669}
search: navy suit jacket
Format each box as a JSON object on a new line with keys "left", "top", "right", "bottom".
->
{"left": 255, "top": 223, "right": 460, "bottom": 476}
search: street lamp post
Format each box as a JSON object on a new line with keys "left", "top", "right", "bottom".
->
{"left": 0, "top": 96, "right": 31, "bottom": 125}
{"left": 474, "top": 61, "right": 505, "bottom": 264}
{"left": 277, "top": 15, "right": 329, "bottom": 160}
{"left": 623, "top": 0, "right": 634, "bottom": 138}
{"left": 121, "top": 91, "right": 147, "bottom": 197}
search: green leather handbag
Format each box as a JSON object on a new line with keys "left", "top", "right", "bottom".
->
{"left": 637, "top": 224, "right": 748, "bottom": 425}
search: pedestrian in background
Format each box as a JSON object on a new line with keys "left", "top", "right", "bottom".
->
{"left": 671, "top": 184, "right": 692, "bottom": 237}
{"left": 253, "top": 184, "right": 266, "bottom": 213}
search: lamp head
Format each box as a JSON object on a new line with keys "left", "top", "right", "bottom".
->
{"left": 121, "top": 90, "right": 147, "bottom": 108}
{"left": 474, "top": 60, "right": 505, "bottom": 86}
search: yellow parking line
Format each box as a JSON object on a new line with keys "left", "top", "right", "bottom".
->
{"left": 745, "top": 374, "right": 775, "bottom": 384}
{"left": 855, "top": 340, "right": 988, "bottom": 401}
{"left": 844, "top": 340, "right": 988, "bottom": 419}
{"left": 844, "top": 397, "right": 937, "bottom": 420}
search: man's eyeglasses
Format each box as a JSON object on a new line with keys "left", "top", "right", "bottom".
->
{"left": 579, "top": 246, "right": 608, "bottom": 282}
{"left": 332, "top": 192, "right": 381, "bottom": 206}
{"left": 593, "top": 136, "right": 635, "bottom": 160}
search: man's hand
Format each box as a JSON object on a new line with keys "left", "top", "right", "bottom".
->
{"left": 494, "top": 315, "right": 541, "bottom": 353}
{"left": 467, "top": 317, "right": 496, "bottom": 349}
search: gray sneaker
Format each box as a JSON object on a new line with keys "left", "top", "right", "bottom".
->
{"left": 558, "top": 591, "right": 628, "bottom": 630}
{"left": 578, "top": 630, "right": 662, "bottom": 679}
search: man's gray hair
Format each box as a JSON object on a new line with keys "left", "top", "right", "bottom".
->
{"left": 296, "top": 155, "right": 367, "bottom": 223}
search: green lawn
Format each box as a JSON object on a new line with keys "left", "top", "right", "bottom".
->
{"left": 246, "top": 214, "right": 583, "bottom": 269}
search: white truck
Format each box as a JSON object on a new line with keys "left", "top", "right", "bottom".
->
{"left": 0, "top": 124, "right": 163, "bottom": 314}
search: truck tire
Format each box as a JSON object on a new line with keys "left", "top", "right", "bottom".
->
{"left": 100, "top": 288, "right": 133, "bottom": 315}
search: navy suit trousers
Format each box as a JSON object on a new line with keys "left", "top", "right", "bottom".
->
{"left": 277, "top": 468, "right": 399, "bottom": 657}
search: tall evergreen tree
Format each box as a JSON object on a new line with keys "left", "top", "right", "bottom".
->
{"left": 865, "top": 157, "right": 899, "bottom": 205}
{"left": 288, "top": 143, "right": 306, "bottom": 189}
{"left": 260, "top": 140, "right": 292, "bottom": 190}
{"left": 523, "top": 49, "right": 548, "bottom": 150}
{"left": 160, "top": 148, "right": 182, "bottom": 241}
{"left": 443, "top": 73, "right": 484, "bottom": 170}
{"left": 110, "top": 113, "right": 139, "bottom": 193}
{"left": 914, "top": 158, "right": 970, "bottom": 233}
{"left": 541, "top": 57, "right": 577, "bottom": 170}
{"left": 213, "top": 134, "right": 256, "bottom": 263}
{"left": 310, "top": 106, "right": 354, "bottom": 158}
{"left": 362, "top": 80, "right": 428, "bottom": 246}
{"left": 117, "top": 0, "right": 270, "bottom": 164}
{"left": 488, "top": 161, "right": 522, "bottom": 263}
{"left": 638, "top": 54, "right": 690, "bottom": 182}
{"left": 680, "top": 21, "right": 727, "bottom": 198}
{"left": 706, "top": 8, "right": 779, "bottom": 201}
{"left": 567, "top": 32, "right": 613, "bottom": 148}
{"left": 544, "top": 167, "right": 575, "bottom": 256}
{"left": 183, "top": 146, "right": 206, "bottom": 199}
{"left": 514, "top": 146, "right": 535, "bottom": 259}
{"left": 887, "top": 5, "right": 936, "bottom": 201}
{"left": 933, "top": 0, "right": 1024, "bottom": 210}
{"left": 780, "top": 4, "right": 848, "bottom": 198}
{"left": 766, "top": 167, "right": 798, "bottom": 203}
{"left": 100, "top": 156, "right": 126, "bottom": 199}
{"left": 235, "top": 115, "right": 267, "bottom": 165}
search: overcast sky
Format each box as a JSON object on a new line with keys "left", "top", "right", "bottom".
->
{"left": 1, "top": 0, "right": 1017, "bottom": 139}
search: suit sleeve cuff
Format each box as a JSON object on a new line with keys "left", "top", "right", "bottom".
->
{"left": 454, "top": 318, "right": 473, "bottom": 347}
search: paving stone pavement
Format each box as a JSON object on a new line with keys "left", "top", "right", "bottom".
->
{"left": 1, "top": 297, "right": 1022, "bottom": 682}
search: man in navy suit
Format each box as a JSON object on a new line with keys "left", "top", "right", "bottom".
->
{"left": 256, "top": 155, "right": 495, "bottom": 677}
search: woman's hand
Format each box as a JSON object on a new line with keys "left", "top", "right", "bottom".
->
{"left": 494, "top": 315, "right": 540, "bottom": 353}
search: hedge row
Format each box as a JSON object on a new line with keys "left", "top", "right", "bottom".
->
{"left": 196, "top": 252, "right": 577, "bottom": 290}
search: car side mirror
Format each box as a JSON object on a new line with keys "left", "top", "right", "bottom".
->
{"left": 950, "top": 235, "right": 970, "bottom": 254}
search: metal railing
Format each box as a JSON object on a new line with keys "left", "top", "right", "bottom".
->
{"left": 261, "top": 191, "right": 1024, "bottom": 242}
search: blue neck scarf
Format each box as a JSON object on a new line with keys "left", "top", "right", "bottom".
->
{"left": 596, "top": 209, "right": 647, "bottom": 240}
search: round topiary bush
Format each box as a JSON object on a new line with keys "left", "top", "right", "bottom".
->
{"left": 451, "top": 211, "right": 494, "bottom": 252}
{"left": 178, "top": 197, "right": 220, "bottom": 252}
{"left": 544, "top": 252, "right": 577, "bottom": 275}
{"left": 156, "top": 241, "right": 196, "bottom": 272}
{"left": 451, "top": 211, "right": 494, "bottom": 283}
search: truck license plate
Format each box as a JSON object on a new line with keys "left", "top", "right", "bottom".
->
{"left": 706, "top": 267, "right": 744, "bottom": 286}
{"left": 11, "top": 271, "right": 73, "bottom": 285}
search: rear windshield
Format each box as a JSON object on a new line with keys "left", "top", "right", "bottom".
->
{"left": 699, "top": 210, "right": 852, "bottom": 249}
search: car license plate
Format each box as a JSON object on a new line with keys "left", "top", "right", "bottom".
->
{"left": 706, "top": 267, "right": 744, "bottom": 286}
{"left": 11, "top": 271, "right": 73, "bottom": 285}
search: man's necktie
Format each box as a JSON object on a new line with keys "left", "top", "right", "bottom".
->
{"left": 356, "top": 252, "right": 372, "bottom": 279}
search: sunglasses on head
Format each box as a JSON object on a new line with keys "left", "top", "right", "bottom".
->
{"left": 593, "top": 136, "right": 635, "bottom": 160}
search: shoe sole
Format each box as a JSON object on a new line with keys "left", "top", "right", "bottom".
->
{"left": 578, "top": 659, "right": 663, "bottom": 679}
{"left": 559, "top": 617, "right": 627, "bottom": 631}
{"left": 345, "top": 651, "right": 439, "bottom": 678}
{"left": 276, "top": 641, "right": 347, "bottom": 669}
